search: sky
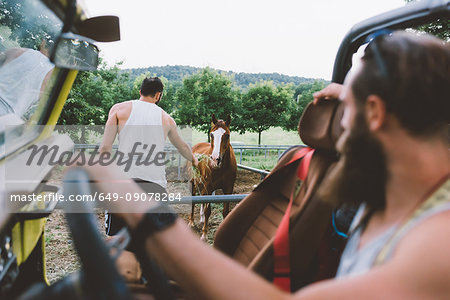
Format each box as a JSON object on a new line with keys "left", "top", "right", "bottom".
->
{"left": 83, "top": 0, "right": 406, "bottom": 80}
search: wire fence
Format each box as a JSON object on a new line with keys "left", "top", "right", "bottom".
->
{"left": 72, "top": 144, "right": 285, "bottom": 203}
{"left": 73, "top": 144, "right": 295, "bottom": 179}
{"left": 73, "top": 144, "right": 293, "bottom": 164}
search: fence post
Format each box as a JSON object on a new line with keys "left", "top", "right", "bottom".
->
{"left": 240, "top": 149, "right": 242, "bottom": 164}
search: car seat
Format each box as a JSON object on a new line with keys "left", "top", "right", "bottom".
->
{"left": 213, "top": 99, "right": 352, "bottom": 291}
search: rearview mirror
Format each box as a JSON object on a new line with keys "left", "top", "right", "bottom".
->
{"left": 52, "top": 32, "right": 99, "bottom": 71}
{"left": 78, "top": 15, "right": 121, "bottom": 42}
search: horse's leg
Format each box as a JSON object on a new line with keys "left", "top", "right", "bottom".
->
{"left": 201, "top": 203, "right": 211, "bottom": 242}
{"left": 223, "top": 202, "right": 230, "bottom": 219}
{"left": 199, "top": 204, "right": 205, "bottom": 224}
{"left": 188, "top": 203, "right": 195, "bottom": 228}
{"left": 222, "top": 186, "right": 233, "bottom": 219}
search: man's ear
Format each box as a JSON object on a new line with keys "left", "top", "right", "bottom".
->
{"left": 139, "top": 90, "right": 142, "bottom": 97}
{"left": 365, "top": 95, "right": 386, "bottom": 131}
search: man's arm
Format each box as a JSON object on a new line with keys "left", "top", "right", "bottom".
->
{"left": 313, "top": 83, "right": 343, "bottom": 104}
{"left": 85, "top": 164, "right": 450, "bottom": 300}
{"left": 166, "top": 115, "right": 198, "bottom": 167}
{"left": 295, "top": 211, "right": 450, "bottom": 299}
{"left": 99, "top": 105, "right": 119, "bottom": 153}
{"left": 126, "top": 207, "right": 450, "bottom": 300}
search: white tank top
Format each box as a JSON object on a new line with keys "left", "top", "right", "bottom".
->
{"left": 336, "top": 178, "right": 450, "bottom": 278}
{"left": 0, "top": 49, "right": 53, "bottom": 117}
{"left": 117, "top": 100, "right": 167, "bottom": 188}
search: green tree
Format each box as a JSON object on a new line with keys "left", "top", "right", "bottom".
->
{"left": 175, "top": 68, "right": 238, "bottom": 137}
{"left": 283, "top": 80, "right": 327, "bottom": 131}
{"left": 126, "top": 65, "right": 316, "bottom": 90}
{"left": 131, "top": 72, "right": 180, "bottom": 115}
{"left": 160, "top": 81, "right": 181, "bottom": 116}
{"left": 0, "top": 0, "right": 61, "bottom": 50}
{"left": 58, "top": 61, "right": 135, "bottom": 142}
{"left": 241, "top": 82, "right": 294, "bottom": 145}
{"left": 405, "top": 0, "right": 449, "bottom": 40}
{"left": 59, "top": 64, "right": 185, "bottom": 142}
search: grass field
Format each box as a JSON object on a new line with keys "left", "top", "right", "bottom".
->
{"left": 238, "top": 151, "right": 280, "bottom": 171}
{"left": 192, "top": 127, "right": 303, "bottom": 170}
{"left": 192, "top": 127, "right": 302, "bottom": 145}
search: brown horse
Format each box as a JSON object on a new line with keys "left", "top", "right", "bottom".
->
{"left": 188, "top": 114, "right": 237, "bottom": 241}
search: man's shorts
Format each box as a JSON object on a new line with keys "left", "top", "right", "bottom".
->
{"left": 105, "top": 178, "right": 167, "bottom": 236}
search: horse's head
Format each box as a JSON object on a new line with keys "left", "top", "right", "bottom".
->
{"left": 210, "top": 113, "right": 231, "bottom": 167}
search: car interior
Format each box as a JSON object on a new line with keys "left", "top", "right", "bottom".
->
{"left": 0, "top": 0, "right": 448, "bottom": 299}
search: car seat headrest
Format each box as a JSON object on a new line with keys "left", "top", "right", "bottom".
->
{"left": 298, "top": 99, "right": 344, "bottom": 152}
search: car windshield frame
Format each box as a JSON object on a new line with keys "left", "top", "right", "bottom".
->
{"left": 332, "top": 0, "right": 450, "bottom": 84}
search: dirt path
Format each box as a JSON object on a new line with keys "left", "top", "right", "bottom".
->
{"left": 45, "top": 169, "right": 261, "bottom": 283}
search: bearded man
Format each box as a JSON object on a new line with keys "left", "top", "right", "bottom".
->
{"left": 86, "top": 30, "right": 450, "bottom": 299}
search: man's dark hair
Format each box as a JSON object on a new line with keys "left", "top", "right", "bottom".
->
{"left": 140, "top": 77, "right": 164, "bottom": 97}
{"left": 352, "top": 31, "right": 450, "bottom": 137}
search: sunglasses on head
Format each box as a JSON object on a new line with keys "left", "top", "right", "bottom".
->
{"left": 364, "top": 29, "right": 393, "bottom": 81}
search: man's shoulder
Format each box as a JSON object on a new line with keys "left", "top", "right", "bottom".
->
{"left": 109, "top": 101, "right": 134, "bottom": 121}
{"left": 356, "top": 209, "right": 450, "bottom": 299}
{"left": 393, "top": 208, "right": 450, "bottom": 283}
{"left": 161, "top": 109, "right": 174, "bottom": 123}
{"left": 396, "top": 204, "right": 450, "bottom": 252}
{"left": 110, "top": 100, "right": 134, "bottom": 113}
{"left": 410, "top": 208, "right": 450, "bottom": 237}
{"left": 112, "top": 100, "right": 134, "bottom": 109}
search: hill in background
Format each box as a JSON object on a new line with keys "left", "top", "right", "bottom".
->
{"left": 125, "top": 65, "right": 324, "bottom": 89}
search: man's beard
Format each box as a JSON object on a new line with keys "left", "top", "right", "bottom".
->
{"left": 318, "top": 113, "right": 388, "bottom": 212}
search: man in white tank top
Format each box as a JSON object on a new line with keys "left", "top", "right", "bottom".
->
{"left": 99, "top": 77, "right": 198, "bottom": 235}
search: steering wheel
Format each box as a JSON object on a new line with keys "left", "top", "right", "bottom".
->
{"left": 62, "top": 168, "right": 132, "bottom": 300}
{"left": 17, "top": 168, "right": 131, "bottom": 300}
